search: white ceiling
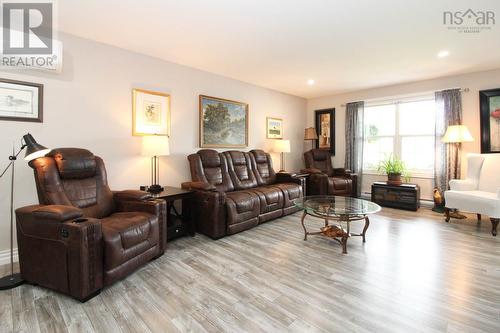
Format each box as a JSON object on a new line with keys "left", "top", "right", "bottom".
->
{"left": 58, "top": 0, "right": 500, "bottom": 98}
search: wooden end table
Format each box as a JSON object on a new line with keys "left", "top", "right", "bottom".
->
{"left": 150, "top": 186, "right": 194, "bottom": 241}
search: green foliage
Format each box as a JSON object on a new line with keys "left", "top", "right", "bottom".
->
{"left": 204, "top": 103, "right": 230, "bottom": 132}
{"left": 377, "top": 154, "right": 411, "bottom": 180}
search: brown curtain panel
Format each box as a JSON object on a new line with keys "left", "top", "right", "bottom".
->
{"left": 434, "top": 89, "right": 463, "bottom": 193}
{"left": 345, "top": 101, "right": 364, "bottom": 196}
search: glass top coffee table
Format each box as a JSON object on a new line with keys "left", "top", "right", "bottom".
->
{"left": 294, "top": 196, "right": 381, "bottom": 254}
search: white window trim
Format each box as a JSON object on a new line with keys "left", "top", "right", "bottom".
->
{"left": 362, "top": 94, "right": 435, "bottom": 178}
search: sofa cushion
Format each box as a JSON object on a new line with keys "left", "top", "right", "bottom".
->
{"left": 445, "top": 190, "right": 500, "bottom": 218}
{"left": 225, "top": 191, "right": 260, "bottom": 224}
{"left": 250, "top": 150, "right": 277, "bottom": 185}
{"left": 271, "top": 183, "right": 302, "bottom": 207}
{"left": 224, "top": 151, "right": 258, "bottom": 190}
{"left": 478, "top": 154, "right": 500, "bottom": 193}
{"left": 188, "top": 150, "right": 234, "bottom": 192}
{"left": 101, "top": 212, "right": 159, "bottom": 271}
{"left": 249, "top": 186, "right": 284, "bottom": 214}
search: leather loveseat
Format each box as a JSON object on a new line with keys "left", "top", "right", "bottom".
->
{"left": 301, "top": 149, "right": 358, "bottom": 197}
{"left": 182, "top": 149, "right": 303, "bottom": 239}
{"left": 15, "top": 148, "right": 167, "bottom": 301}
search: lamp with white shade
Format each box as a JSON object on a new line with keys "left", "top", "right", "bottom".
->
{"left": 273, "top": 139, "right": 291, "bottom": 172}
{"left": 442, "top": 125, "right": 473, "bottom": 219}
{"left": 141, "top": 135, "right": 170, "bottom": 193}
{"left": 442, "top": 125, "right": 474, "bottom": 143}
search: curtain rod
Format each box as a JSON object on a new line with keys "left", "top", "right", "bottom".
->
{"left": 339, "top": 88, "right": 470, "bottom": 107}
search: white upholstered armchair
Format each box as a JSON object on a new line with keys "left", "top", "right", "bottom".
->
{"left": 444, "top": 153, "right": 500, "bottom": 236}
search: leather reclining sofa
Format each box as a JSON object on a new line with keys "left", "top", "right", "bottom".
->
{"left": 182, "top": 149, "right": 303, "bottom": 239}
{"left": 301, "top": 149, "right": 358, "bottom": 197}
{"left": 15, "top": 148, "right": 167, "bottom": 301}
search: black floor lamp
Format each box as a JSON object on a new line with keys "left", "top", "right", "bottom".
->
{"left": 0, "top": 133, "right": 50, "bottom": 290}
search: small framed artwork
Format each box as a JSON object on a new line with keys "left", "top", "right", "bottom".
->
{"left": 132, "top": 88, "right": 170, "bottom": 136}
{"left": 315, "top": 108, "right": 335, "bottom": 155}
{"left": 266, "top": 117, "right": 283, "bottom": 139}
{"left": 0, "top": 78, "right": 43, "bottom": 122}
{"left": 199, "top": 95, "right": 248, "bottom": 148}
{"left": 480, "top": 88, "right": 500, "bottom": 153}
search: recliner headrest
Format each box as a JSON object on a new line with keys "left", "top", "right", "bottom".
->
{"left": 226, "top": 151, "right": 247, "bottom": 165}
{"left": 47, "top": 148, "right": 97, "bottom": 179}
{"left": 251, "top": 150, "right": 268, "bottom": 163}
{"left": 311, "top": 149, "right": 328, "bottom": 161}
{"left": 198, "top": 149, "right": 221, "bottom": 168}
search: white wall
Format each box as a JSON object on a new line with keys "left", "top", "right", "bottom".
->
{"left": 307, "top": 68, "right": 500, "bottom": 200}
{"left": 0, "top": 33, "right": 307, "bottom": 253}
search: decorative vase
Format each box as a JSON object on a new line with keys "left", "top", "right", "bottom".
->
{"left": 387, "top": 173, "right": 402, "bottom": 186}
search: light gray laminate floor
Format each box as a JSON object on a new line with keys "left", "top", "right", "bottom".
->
{"left": 1, "top": 207, "right": 499, "bottom": 333}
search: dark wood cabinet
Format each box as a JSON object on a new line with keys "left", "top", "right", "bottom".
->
{"left": 371, "top": 182, "right": 420, "bottom": 211}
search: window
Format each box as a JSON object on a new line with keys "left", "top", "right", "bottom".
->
{"left": 362, "top": 97, "right": 436, "bottom": 177}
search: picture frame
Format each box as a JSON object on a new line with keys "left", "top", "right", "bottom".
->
{"left": 266, "top": 117, "right": 283, "bottom": 139}
{"left": 199, "top": 95, "right": 248, "bottom": 148}
{"left": 0, "top": 78, "right": 43, "bottom": 123}
{"left": 480, "top": 88, "right": 500, "bottom": 154}
{"left": 315, "top": 108, "right": 335, "bottom": 155}
{"left": 132, "top": 88, "right": 170, "bottom": 136}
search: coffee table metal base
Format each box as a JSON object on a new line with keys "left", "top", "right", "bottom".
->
{"left": 300, "top": 210, "right": 370, "bottom": 254}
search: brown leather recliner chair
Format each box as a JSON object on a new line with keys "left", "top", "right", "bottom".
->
{"left": 301, "top": 149, "right": 358, "bottom": 197}
{"left": 15, "top": 148, "right": 167, "bottom": 301}
{"left": 182, "top": 149, "right": 303, "bottom": 239}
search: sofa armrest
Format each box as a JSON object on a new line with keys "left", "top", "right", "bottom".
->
{"left": 113, "top": 190, "right": 152, "bottom": 203}
{"left": 115, "top": 199, "right": 167, "bottom": 253}
{"left": 181, "top": 181, "right": 216, "bottom": 191}
{"left": 449, "top": 179, "right": 477, "bottom": 191}
{"left": 188, "top": 190, "right": 227, "bottom": 239}
{"left": 15, "top": 205, "right": 103, "bottom": 301}
{"left": 333, "top": 168, "right": 354, "bottom": 177}
{"left": 32, "top": 205, "right": 83, "bottom": 223}
{"left": 300, "top": 168, "right": 323, "bottom": 174}
{"left": 276, "top": 172, "right": 303, "bottom": 185}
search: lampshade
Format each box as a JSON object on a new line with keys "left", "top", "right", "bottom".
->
{"left": 273, "top": 139, "right": 291, "bottom": 153}
{"left": 304, "top": 127, "right": 318, "bottom": 140}
{"left": 23, "top": 133, "right": 50, "bottom": 161}
{"left": 442, "top": 125, "right": 474, "bottom": 143}
{"left": 141, "top": 135, "right": 170, "bottom": 156}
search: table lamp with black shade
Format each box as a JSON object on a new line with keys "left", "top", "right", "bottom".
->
{"left": 141, "top": 135, "right": 170, "bottom": 194}
{"left": 0, "top": 133, "right": 50, "bottom": 290}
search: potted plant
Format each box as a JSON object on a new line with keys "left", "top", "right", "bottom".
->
{"left": 377, "top": 154, "right": 410, "bottom": 186}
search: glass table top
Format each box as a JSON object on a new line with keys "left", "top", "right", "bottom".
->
{"left": 294, "top": 196, "right": 381, "bottom": 216}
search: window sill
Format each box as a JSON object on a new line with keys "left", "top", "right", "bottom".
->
{"left": 362, "top": 172, "right": 434, "bottom": 180}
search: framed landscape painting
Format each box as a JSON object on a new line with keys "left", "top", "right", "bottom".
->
{"left": 199, "top": 95, "right": 248, "bottom": 148}
{"left": 132, "top": 88, "right": 170, "bottom": 136}
{"left": 0, "top": 79, "right": 43, "bottom": 122}
{"left": 266, "top": 117, "right": 283, "bottom": 139}
{"left": 480, "top": 88, "right": 500, "bottom": 153}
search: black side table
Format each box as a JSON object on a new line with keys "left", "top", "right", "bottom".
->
{"left": 151, "top": 186, "right": 194, "bottom": 241}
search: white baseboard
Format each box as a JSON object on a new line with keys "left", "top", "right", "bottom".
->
{"left": 0, "top": 248, "right": 18, "bottom": 266}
